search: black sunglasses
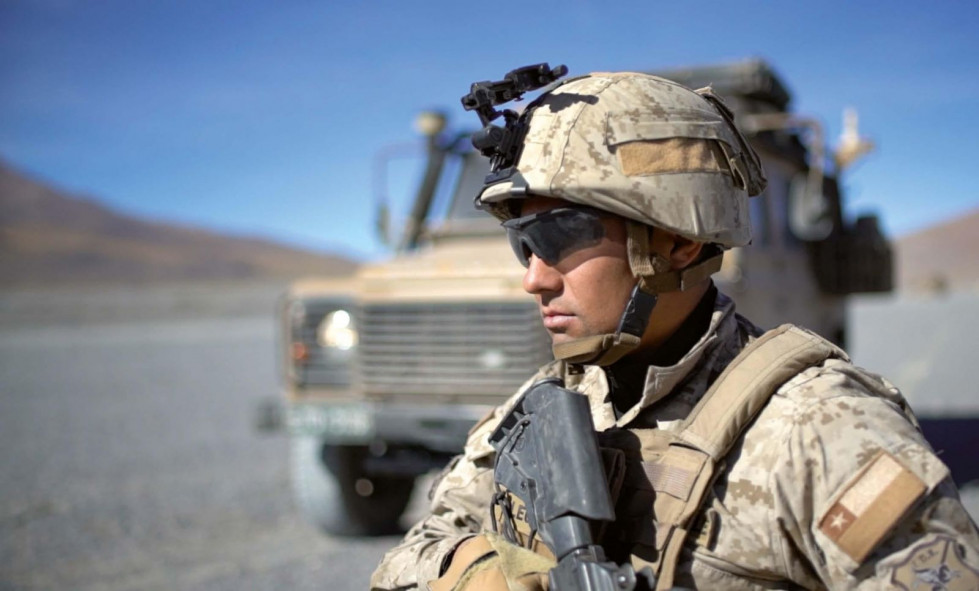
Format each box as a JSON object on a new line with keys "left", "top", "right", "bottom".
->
{"left": 502, "top": 206, "right": 607, "bottom": 268}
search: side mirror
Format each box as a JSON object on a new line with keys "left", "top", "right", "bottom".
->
{"left": 789, "top": 172, "right": 834, "bottom": 241}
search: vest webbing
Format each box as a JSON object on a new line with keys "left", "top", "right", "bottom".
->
{"left": 679, "top": 323, "right": 848, "bottom": 460}
{"left": 642, "top": 324, "right": 846, "bottom": 589}
{"left": 490, "top": 324, "right": 845, "bottom": 589}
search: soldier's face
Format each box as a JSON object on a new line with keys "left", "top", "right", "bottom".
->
{"left": 517, "top": 196, "right": 636, "bottom": 346}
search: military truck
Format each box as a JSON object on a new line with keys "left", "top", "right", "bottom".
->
{"left": 276, "top": 59, "right": 892, "bottom": 535}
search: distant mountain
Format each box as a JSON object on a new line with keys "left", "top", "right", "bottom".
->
{"left": 0, "top": 161, "right": 358, "bottom": 287}
{"left": 896, "top": 207, "right": 979, "bottom": 293}
{"left": 4, "top": 159, "right": 974, "bottom": 294}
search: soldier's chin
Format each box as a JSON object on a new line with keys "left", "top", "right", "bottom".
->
{"left": 547, "top": 330, "right": 576, "bottom": 346}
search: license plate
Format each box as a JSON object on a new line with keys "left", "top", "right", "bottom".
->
{"left": 287, "top": 403, "right": 374, "bottom": 441}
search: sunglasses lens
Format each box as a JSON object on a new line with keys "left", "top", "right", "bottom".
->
{"left": 506, "top": 231, "right": 533, "bottom": 267}
{"left": 503, "top": 208, "right": 605, "bottom": 268}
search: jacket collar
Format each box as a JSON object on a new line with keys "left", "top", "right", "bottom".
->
{"left": 575, "top": 291, "right": 747, "bottom": 430}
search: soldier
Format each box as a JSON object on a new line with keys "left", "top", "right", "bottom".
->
{"left": 370, "top": 70, "right": 979, "bottom": 590}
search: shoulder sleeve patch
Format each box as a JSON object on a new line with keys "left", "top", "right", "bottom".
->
{"left": 819, "top": 450, "right": 927, "bottom": 564}
{"left": 890, "top": 535, "right": 979, "bottom": 590}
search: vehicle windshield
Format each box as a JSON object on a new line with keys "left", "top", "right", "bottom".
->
{"left": 425, "top": 151, "right": 500, "bottom": 240}
{"left": 446, "top": 151, "right": 492, "bottom": 220}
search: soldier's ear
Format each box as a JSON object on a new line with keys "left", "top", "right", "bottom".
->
{"left": 647, "top": 227, "right": 705, "bottom": 271}
{"left": 668, "top": 235, "right": 705, "bottom": 271}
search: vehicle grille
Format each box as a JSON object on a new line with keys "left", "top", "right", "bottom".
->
{"left": 358, "top": 302, "right": 552, "bottom": 398}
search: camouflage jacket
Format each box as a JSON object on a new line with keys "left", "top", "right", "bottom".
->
{"left": 370, "top": 292, "right": 979, "bottom": 590}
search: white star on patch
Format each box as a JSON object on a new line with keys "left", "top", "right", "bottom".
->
{"left": 829, "top": 510, "right": 850, "bottom": 531}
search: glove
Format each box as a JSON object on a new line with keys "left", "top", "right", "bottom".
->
{"left": 428, "top": 532, "right": 556, "bottom": 591}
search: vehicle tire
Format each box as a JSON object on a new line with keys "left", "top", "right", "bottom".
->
{"left": 289, "top": 435, "right": 415, "bottom": 536}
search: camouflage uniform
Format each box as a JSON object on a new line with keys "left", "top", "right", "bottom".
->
{"left": 371, "top": 292, "right": 979, "bottom": 590}
{"left": 373, "top": 69, "right": 979, "bottom": 590}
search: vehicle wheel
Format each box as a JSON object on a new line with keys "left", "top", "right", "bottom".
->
{"left": 289, "top": 436, "right": 415, "bottom": 536}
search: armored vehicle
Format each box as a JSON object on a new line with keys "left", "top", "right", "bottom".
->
{"left": 276, "top": 59, "right": 892, "bottom": 535}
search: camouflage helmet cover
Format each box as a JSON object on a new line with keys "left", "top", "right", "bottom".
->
{"left": 476, "top": 72, "right": 767, "bottom": 248}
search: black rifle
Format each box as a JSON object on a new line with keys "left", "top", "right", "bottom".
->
{"left": 489, "top": 378, "right": 656, "bottom": 591}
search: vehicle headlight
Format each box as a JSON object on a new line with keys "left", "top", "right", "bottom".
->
{"left": 317, "top": 310, "right": 358, "bottom": 350}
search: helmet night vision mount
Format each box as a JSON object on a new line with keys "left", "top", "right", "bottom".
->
{"left": 461, "top": 63, "right": 568, "bottom": 184}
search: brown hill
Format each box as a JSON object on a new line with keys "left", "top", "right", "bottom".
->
{"left": 896, "top": 207, "right": 979, "bottom": 293}
{"left": 0, "top": 161, "right": 358, "bottom": 287}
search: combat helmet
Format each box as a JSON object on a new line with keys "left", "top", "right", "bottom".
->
{"left": 463, "top": 64, "right": 767, "bottom": 366}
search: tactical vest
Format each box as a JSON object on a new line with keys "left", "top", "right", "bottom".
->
{"left": 493, "top": 324, "right": 846, "bottom": 590}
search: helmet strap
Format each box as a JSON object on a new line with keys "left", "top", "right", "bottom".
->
{"left": 552, "top": 282, "right": 658, "bottom": 365}
{"left": 552, "top": 332, "right": 642, "bottom": 366}
{"left": 627, "top": 221, "right": 724, "bottom": 293}
{"left": 551, "top": 221, "right": 723, "bottom": 367}
{"left": 626, "top": 221, "right": 670, "bottom": 290}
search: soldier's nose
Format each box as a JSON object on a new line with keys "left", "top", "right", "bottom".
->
{"left": 522, "top": 254, "right": 562, "bottom": 295}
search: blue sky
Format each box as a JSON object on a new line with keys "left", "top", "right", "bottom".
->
{"left": 1, "top": 0, "right": 977, "bottom": 260}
